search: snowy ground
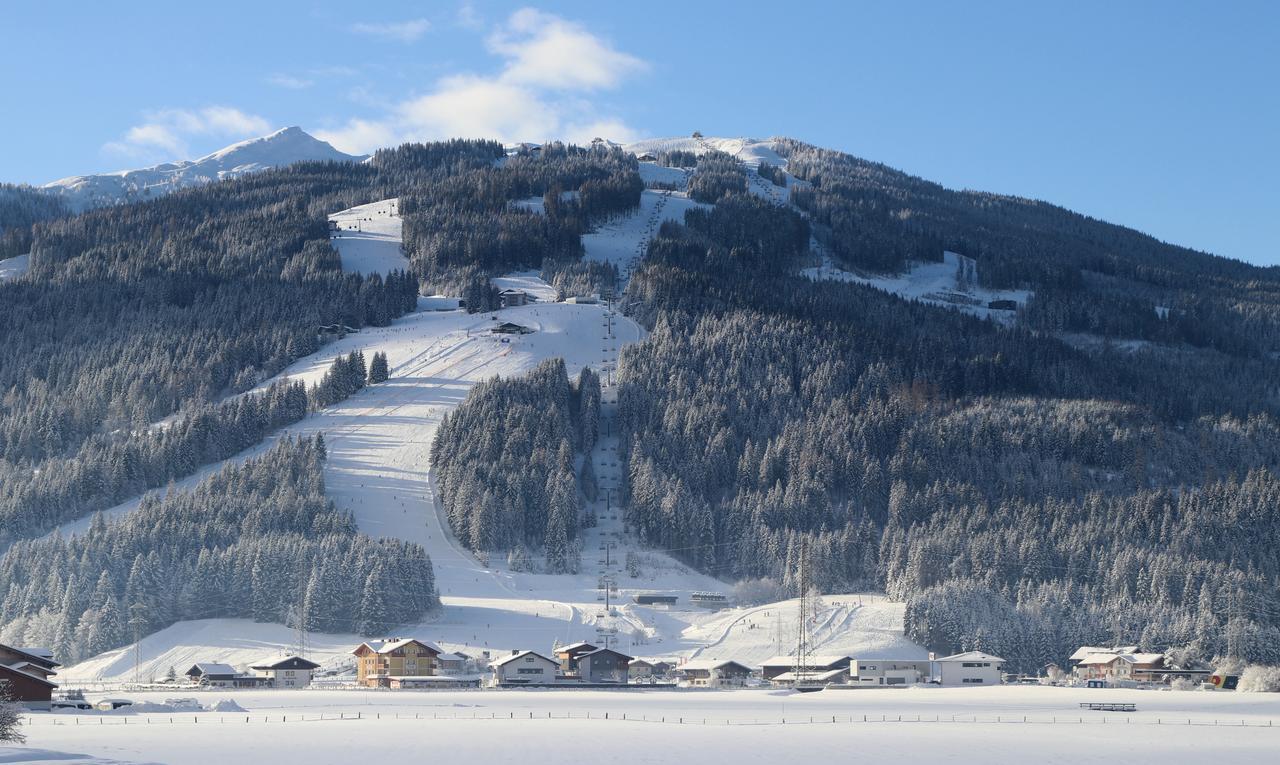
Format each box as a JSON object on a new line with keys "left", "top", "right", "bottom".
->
{"left": 803, "top": 251, "right": 1032, "bottom": 321}
{"left": 0, "top": 252, "right": 29, "bottom": 280}
{"left": 326, "top": 198, "right": 406, "bottom": 277}
{"left": 581, "top": 189, "right": 706, "bottom": 275}
{"left": 12, "top": 686, "right": 1280, "bottom": 765}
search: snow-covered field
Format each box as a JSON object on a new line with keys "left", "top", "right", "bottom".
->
{"left": 803, "top": 251, "right": 1032, "bottom": 321}
{"left": 12, "top": 686, "right": 1280, "bottom": 765}
{"left": 0, "top": 252, "right": 28, "bottom": 280}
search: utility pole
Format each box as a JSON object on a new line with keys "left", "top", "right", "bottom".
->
{"left": 128, "top": 603, "right": 147, "bottom": 686}
{"left": 794, "top": 542, "right": 811, "bottom": 688}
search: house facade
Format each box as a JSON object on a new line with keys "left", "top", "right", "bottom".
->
{"left": 185, "top": 663, "right": 269, "bottom": 688}
{"left": 0, "top": 643, "right": 59, "bottom": 710}
{"left": 1072, "top": 652, "right": 1166, "bottom": 683}
{"left": 576, "top": 648, "right": 631, "bottom": 684}
{"left": 850, "top": 658, "right": 932, "bottom": 686}
{"left": 0, "top": 643, "right": 59, "bottom": 709}
{"left": 553, "top": 642, "right": 598, "bottom": 677}
{"left": 353, "top": 638, "right": 442, "bottom": 688}
{"left": 491, "top": 651, "right": 560, "bottom": 685}
{"left": 935, "top": 652, "right": 1005, "bottom": 686}
{"left": 249, "top": 656, "right": 320, "bottom": 689}
{"left": 677, "top": 660, "right": 753, "bottom": 688}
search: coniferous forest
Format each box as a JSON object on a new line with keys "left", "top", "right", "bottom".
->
{"left": 0, "top": 437, "right": 438, "bottom": 664}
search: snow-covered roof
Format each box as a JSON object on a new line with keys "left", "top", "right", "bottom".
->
{"left": 936, "top": 651, "right": 1005, "bottom": 663}
{"left": 579, "top": 648, "right": 634, "bottom": 661}
{"left": 188, "top": 662, "right": 238, "bottom": 676}
{"left": 678, "top": 659, "right": 753, "bottom": 672}
{"left": 1078, "top": 652, "right": 1164, "bottom": 666}
{"left": 1076, "top": 653, "right": 1125, "bottom": 666}
{"left": 1068, "top": 646, "right": 1114, "bottom": 662}
{"left": 357, "top": 638, "right": 442, "bottom": 655}
{"left": 556, "top": 642, "right": 597, "bottom": 654}
{"left": 249, "top": 656, "right": 321, "bottom": 671}
{"left": 760, "top": 654, "right": 850, "bottom": 668}
{"left": 769, "top": 668, "right": 849, "bottom": 683}
{"left": 491, "top": 650, "right": 556, "bottom": 668}
{"left": 436, "top": 653, "right": 466, "bottom": 662}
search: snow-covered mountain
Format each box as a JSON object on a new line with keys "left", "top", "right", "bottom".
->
{"left": 43, "top": 126, "right": 366, "bottom": 211}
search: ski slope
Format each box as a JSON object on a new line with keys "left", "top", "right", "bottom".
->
{"left": 326, "top": 198, "right": 406, "bottom": 277}
{"left": 803, "top": 251, "right": 1032, "bottom": 321}
{"left": 59, "top": 193, "right": 925, "bottom": 683}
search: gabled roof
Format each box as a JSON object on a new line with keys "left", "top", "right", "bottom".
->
{"left": 1068, "top": 646, "right": 1113, "bottom": 662}
{"left": 1068, "top": 645, "right": 1140, "bottom": 662}
{"left": 760, "top": 654, "right": 850, "bottom": 668}
{"left": 1076, "top": 653, "right": 1125, "bottom": 666}
{"left": 249, "top": 656, "right": 321, "bottom": 671}
{"left": 936, "top": 651, "right": 1005, "bottom": 663}
{"left": 578, "top": 648, "right": 634, "bottom": 662}
{"left": 556, "top": 642, "right": 597, "bottom": 654}
{"left": 354, "top": 638, "right": 442, "bottom": 656}
{"left": 678, "top": 659, "right": 753, "bottom": 673}
{"left": 436, "top": 652, "right": 466, "bottom": 662}
{"left": 1, "top": 644, "right": 59, "bottom": 669}
{"left": 0, "top": 662, "right": 58, "bottom": 688}
{"left": 187, "top": 662, "right": 238, "bottom": 676}
{"left": 491, "top": 650, "right": 557, "bottom": 668}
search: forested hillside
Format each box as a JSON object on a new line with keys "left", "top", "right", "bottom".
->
{"left": 0, "top": 183, "right": 67, "bottom": 258}
{"left": 431, "top": 359, "right": 601, "bottom": 573}
{"left": 435, "top": 141, "right": 1280, "bottom": 671}
{"left": 0, "top": 437, "right": 438, "bottom": 664}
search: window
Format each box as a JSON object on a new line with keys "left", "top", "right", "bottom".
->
{"left": 961, "top": 662, "right": 990, "bottom": 668}
{"left": 517, "top": 668, "right": 543, "bottom": 675}
{"left": 962, "top": 678, "right": 984, "bottom": 684}
{"left": 525, "top": 657, "right": 535, "bottom": 663}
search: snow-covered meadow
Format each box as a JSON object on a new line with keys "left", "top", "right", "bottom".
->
{"left": 11, "top": 686, "right": 1280, "bottom": 765}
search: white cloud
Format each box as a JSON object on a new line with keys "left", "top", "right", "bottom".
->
{"left": 320, "top": 8, "right": 646, "bottom": 154}
{"left": 104, "top": 107, "right": 271, "bottom": 161}
{"left": 314, "top": 118, "right": 399, "bottom": 156}
{"left": 267, "top": 73, "right": 314, "bottom": 90}
{"left": 455, "top": 2, "right": 483, "bottom": 30}
{"left": 353, "top": 18, "right": 431, "bottom": 42}
{"left": 489, "top": 8, "right": 647, "bottom": 91}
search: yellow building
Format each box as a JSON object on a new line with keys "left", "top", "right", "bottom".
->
{"left": 352, "top": 638, "right": 442, "bottom": 687}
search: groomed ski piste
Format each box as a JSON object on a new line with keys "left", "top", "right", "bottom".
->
{"left": 60, "top": 149, "right": 926, "bottom": 686}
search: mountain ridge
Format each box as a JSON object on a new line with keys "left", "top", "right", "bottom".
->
{"left": 42, "top": 126, "right": 366, "bottom": 211}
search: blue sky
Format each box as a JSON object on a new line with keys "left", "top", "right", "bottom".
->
{"left": 2, "top": 1, "right": 1276, "bottom": 265}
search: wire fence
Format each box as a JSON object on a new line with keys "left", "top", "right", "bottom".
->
{"left": 25, "top": 710, "right": 1280, "bottom": 729}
